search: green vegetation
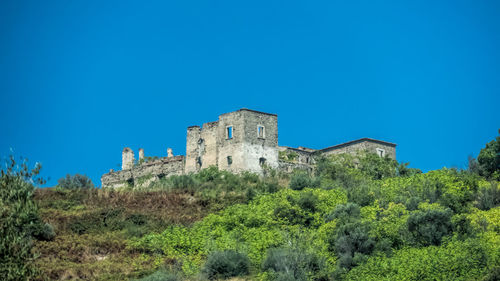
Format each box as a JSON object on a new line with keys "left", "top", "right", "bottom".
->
{"left": 57, "top": 173, "right": 95, "bottom": 189}
{"left": 4, "top": 135, "right": 498, "bottom": 280}
{"left": 1, "top": 156, "right": 50, "bottom": 280}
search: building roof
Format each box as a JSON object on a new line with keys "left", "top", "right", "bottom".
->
{"left": 320, "top": 138, "right": 397, "bottom": 152}
{"left": 220, "top": 108, "right": 278, "bottom": 117}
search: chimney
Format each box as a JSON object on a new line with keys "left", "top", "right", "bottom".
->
{"left": 138, "top": 148, "right": 144, "bottom": 162}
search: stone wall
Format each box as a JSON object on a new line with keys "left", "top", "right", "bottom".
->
{"left": 101, "top": 156, "right": 184, "bottom": 188}
{"left": 279, "top": 146, "right": 316, "bottom": 165}
{"left": 320, "top": 138, "right": 396, "bottom": 159}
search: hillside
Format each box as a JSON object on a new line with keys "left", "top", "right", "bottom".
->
{"left": 2, "top": 137, "right": 499, "bottom": 281}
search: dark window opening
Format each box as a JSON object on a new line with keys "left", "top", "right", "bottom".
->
{"left": 258, "top": 126, "right": 265, "bottom": 138}
{"left": 227, "top": 156, "right": 232, "bottom": 165}
{"left": 259, "top": 157, "right": 266, "bottom": 166}
{"left": 227, "top": 126, "right": 233, "bottom": 139}
{"left": 196, "top": 156, "right": 202, "bottom": 168}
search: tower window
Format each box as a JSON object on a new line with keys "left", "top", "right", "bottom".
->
{"left": 226, "top": 126, "right": 233, "bottom": 139}
{"left": 259, "top": 157, "right": 266, "bottom": 166}
{"left": 227, "top": 156, "right": 232, "bottom": 165}
{"left": 258, "top": 125, "right": 265, "bottom": 138}
{"left": 376, "top": 148, "right": 386, "bottom": 157}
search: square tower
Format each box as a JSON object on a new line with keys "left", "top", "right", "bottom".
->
{"left": 185, "top": 109, "right": 278, "bottom": 174}
{"left": 216, "top": 109, "right": 278, "bottom": 174}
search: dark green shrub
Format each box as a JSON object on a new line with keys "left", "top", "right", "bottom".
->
{"left": 57, "top": 174, "right": 94, "bottom": 189}
{"left": 290, "top": 172, "right": 318, "bottom": 190}
{"left": 331, "top": 221, "right": 375, "bottom": 270}
{"left": 0, "top": 156, "right": 45, "bottom": 280}
{"left": 297, "top": 191, "right": 319, "bottom": 212}
{"left": 477, "top": 136, "right": 500, "bottom": 180}
{"left": 475, "top": 183, "right": 500, "bottom": 210}
{"left": 133, "top": 269, "right": 179, "bottom": 281}
{"left": 32, "top": 222, "right": 56, "bottom": 241}
{"left": 262, "top": 247, "right": 327, "bottom": 281}
{"left": 326, "top": 203, "right": 361, "bottom": 223}
{"left": 202, "top": 250, "right": 250, "bottom": 280}
{"left": 407, "top": 209, "right": 453, "bottom": 246}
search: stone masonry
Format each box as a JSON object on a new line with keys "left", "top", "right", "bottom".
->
{"left": 101, "top": 108, "right": 397, "bottom": 188}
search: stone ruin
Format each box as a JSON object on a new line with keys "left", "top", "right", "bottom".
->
{"left": 101, "top": 108, "right": 396, "bottom": 188}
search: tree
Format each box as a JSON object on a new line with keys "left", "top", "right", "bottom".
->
{"left": 0, "top": 156, "right": 48, "bottom": 280}
{"left": 477, "top": 135, "right": 500, "bottom": 180}
{"left": 57, "top": 173, "right": 94, "bottom": 189}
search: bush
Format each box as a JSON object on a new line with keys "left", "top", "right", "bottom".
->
{"left": 289, "top": 172, "right": 318, "bottom": 191}
{"left": 133, "top": 269, "right": 179, "bottom": 281}
{"left": 202, "top": 250, "right": 250, "bottom": 280}
{"left": 331, "top": 221, "right": 375, "bottom": 270}
{"left": 57, "top": 174, "right": 94, "bottom": 189}
{"left": 407, "top": 208, "right": 453, "bottom": 246}
{"left": 477, "top": 136, "right": 500, "bottom": 180}
{"left": 475, "top": 183, "right": 500, "bottom": 211}
{"left": 262, "top": 247, "right": 327, "bottom": 281}
{"left": 0, "top": 156, "right": 45, "bottom": 280}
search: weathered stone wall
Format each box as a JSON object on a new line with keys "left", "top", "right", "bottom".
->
{"left": 321, "top": 139, "right": 396, "bottom": 159}
{"left": 279, "top": 146, "right": 316, "bottom": 165}
{"left": 101, "top": 156, "right": 185, "bottom": 188}
{"left": 122, "top": 148, "right": 135, "bottom": 170}
{"left": 217, "top": 109, "right": 279, "bottom": 174}
{"left": 278, "top": 160, "right": 314, "bottom": 174}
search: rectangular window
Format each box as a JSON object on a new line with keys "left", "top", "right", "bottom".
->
{"left": 258, "top": 125, "right": 265, "bottom": 138}
{"left": 227, "top": 156, "right": 232, "bottom": 165}
{"left": 226, "top": 126, "right": 233, "bottom": 139}
{"left": 376, "top": 148, "right": 386, "bottom": 157}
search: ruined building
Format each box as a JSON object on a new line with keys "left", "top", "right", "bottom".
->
{"left": 101, "top": 109, "right": 396, "bottom": 188}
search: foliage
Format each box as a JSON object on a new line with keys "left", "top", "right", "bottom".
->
{"left": 0, "top": 156, "right": 46, "bottom": 280}
{"left": 477, "top": 135, "right": 500, "bottom": 180}
{"left": 133, "top": 269, "right": 180, "bottom": 281}
{"left": 202, "top": 250, "right": 250, "bottom": 280}
{"left": 289, "top": 171, "right": 319, "bottom": 191}
{"left": 475, "top": 182, "right": 500, "bottom": 210}
{"left": 407, "top": 208, "right": 453, "bottom": 246}
{"left": 344, "top": 237, "right": 497, "bottom": 281}
{"left": 57, "top": 173, "right": 94, "bottom": 189}
{"left": 262, "top": 247, "right": 328, "bottom": 281}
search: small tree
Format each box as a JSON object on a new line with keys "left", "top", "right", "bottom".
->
{"left": 477, "top": 136, "right": 500, "bottom": 180}
{"left": 0, "top": 156, "right": 46, "bottom": 280}
{"left": 57, "top": 173, "right": 94, "bottom": 189}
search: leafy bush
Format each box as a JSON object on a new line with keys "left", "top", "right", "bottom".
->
{"left": 133, "top": 269, "right": 180, "bottom": 281}
{"left": 289, "top": 172, "right": 318, "bottom": 190}
{"left": 407, "top": 208, "right": 453, "bottom": 246}
{"left": 0, "top": 156, "right": 45, "bottom": 280}
{"left": 202, "top": 250, "right": 250, "bottom": 280}
{"left": 57, "top": 174, "right": 94, "bottom": 189}
{"left": 262, "top": 247, "right": 327, "bottom": 281}
{"left": 477, "top": 135, "right": 500, "bottom": 180}
{"left": 475, "top": 183, "right": 500, "bottom": 210}
{"left": 331, "top": 221, "right": 375, "bottom": 270}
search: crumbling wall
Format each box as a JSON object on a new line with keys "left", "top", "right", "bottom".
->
{"left": 122, "top": 148, "right": 135, "bottom": 170}
{"left": 279, "top": 146, "right": 315, "bottom": 165}
{"left": 321, "top": 139, "right": 396, "bottom": 159}
{"left": 101, "top": 156, "right": 185, "bottom": 188}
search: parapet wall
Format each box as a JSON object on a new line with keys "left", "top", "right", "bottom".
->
{"left": 101, "top": 156, "right": 184, "bottom": 188}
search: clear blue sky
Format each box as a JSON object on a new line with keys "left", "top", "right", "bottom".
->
{"left": 1, "top": 0, "right": 499, "bottom": 186}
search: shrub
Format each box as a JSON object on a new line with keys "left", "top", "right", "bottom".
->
{"left": 475, "top": 183, "right": 500, "bottom": 211}
{"left": 0, "top": 156, "right": 45, "bottom": 280}
{"left": 407, "top": 208, "right": 453, "bottom": 246}
{"left": 331, "top": 221, "right": 375, "bottom": 270}
{"left": 477, "top": 136, "right": 500, "bottom": 180}
{"left": 57, "top": 174, "right": 94, "bottom": 189}
{"left": 133, "top": 269, "right": 179, "bottom": 281}
{"left": 326, "top": 203, "right": 361, "bottom": 223}
{"left": 289, "top": 172, "right": 317, "bottom": 191}
{"left": 262, "top": 247, "right": 327, "bottom": 281}
{"left": 202, "top": 250, "right": 250, "bottom": 280}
